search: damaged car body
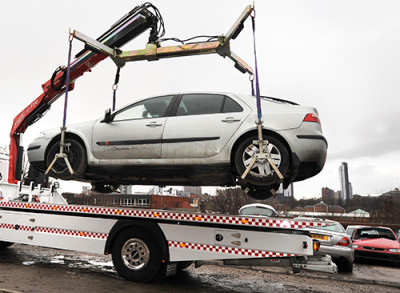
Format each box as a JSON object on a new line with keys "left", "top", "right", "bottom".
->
{"left": 27, "top": 92, "right": 327, "bottom": 199}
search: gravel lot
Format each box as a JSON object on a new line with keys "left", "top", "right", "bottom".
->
{"left": 0, "top": 244, "right": 399, "bottom": 293}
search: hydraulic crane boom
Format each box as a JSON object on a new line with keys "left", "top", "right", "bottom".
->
{"left": 8, "top": 4, "right": 161, "bottom": 183}
{"left": 9, "top": 3, "right": 254, "bottom": 184}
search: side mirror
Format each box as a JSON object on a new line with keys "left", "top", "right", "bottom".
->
{"left": 102, "top": 108, "right": 112, "bottom": 123}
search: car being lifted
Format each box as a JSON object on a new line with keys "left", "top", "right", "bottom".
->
{"left": 28, "top": 92, "right": 327, "bottom": 199}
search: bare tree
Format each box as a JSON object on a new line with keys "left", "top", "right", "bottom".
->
{"left": 210, "top": 188, "right": 256, "bottom": 215}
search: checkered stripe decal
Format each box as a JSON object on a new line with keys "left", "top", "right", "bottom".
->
{"left": 168, "top": 241, "right": 295, "bottom": 258}
{"left": 0, "top": 202, "right": 326, "bottom": 228}
{"left": 0, "top": 222, "right": 107, "bottom": 239}
{"left": 0, "top": 223, "right": 32, "bottom": 231}
{"left": 35, "top": 227, "right": 108, "bottom": 239}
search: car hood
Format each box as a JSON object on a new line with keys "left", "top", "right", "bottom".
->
{"left": 353, "top": 238, "right": 400, "bottom": 249}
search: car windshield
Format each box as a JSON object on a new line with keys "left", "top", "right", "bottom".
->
{"left": 240, "top": 206, "right": 276, "bottom": 217}
{"left": 354, "top": 228, "right": 397, "bottom": 240}
{"left": 311, "top": 222, "right": 345, "bottom": 233}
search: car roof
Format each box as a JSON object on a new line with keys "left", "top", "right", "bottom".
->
{"left": 239, "top": 203, "right": 277, "bottom": 212}
{"left": 294, "top": 217, "right": 338, "bottom": 224}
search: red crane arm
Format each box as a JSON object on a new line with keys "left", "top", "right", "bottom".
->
{"left": 8, "top": 3, "right": 159, "bottom": 183}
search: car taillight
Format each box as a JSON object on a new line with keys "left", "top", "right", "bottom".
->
{"left": 303, "top": 113, "right": 321, "bottom": 124}
{"left": 313, "top": 240, "right": 320, "bottom": 251}
{"left": 336, "top": 237, "right": 350, "bottom": 247}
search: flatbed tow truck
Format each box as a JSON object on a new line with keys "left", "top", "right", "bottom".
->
{"left": 1, "top": 3, "right": 337, "bottom": 282}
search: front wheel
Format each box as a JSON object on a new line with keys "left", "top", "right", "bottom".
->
{"left": 46, "top": 138, "right": 87, "bottom": 180}
{"left": 111, "top": 228, "right": 165, "bottom": 282}
{"left": 234, "top": 135, "right": 289, "bottom": 187}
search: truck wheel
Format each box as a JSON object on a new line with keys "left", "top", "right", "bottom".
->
{"left": 112, "top": 228, "right": 164, "bottom": 282}
{"left": 234, "top": 135, "right": 289, "bottom": 186}
{"left": 46, "top": 138, "right": 87, "bottom": 180}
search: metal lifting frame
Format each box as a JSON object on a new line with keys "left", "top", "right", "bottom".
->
{"left": 72, "top": 5, "right": 254, "bottom": 74}
{"left": 72, "top": 4, "right": 283, "bottom": 183}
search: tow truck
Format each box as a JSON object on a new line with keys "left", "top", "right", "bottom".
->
{"left": 1, "top": 3, "right": 336, "bottom": 282}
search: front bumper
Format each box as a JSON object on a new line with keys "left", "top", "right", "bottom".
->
{"left": 355, "top": 249, "right": 400, "bottom": 264}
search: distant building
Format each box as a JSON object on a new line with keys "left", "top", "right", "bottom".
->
{"left": 322, "top": 187, "right": 334, "bottom": 200}
{"left": 183, "top": 186, "right": 202, "bottom": 196}
{"left": 339, "top": 162, "right": 352, "bottom": 202}
{"left": 63, "top": 192, "right": 192, "bottom": 210}
{"left": 328, "top": 205, "right": 345, "bottom": 214}
{"left": 381, "top": 188, "right": 400, "bottom": 197}
{"left": 314, "top": 201, "right": 328, "bottom": 213}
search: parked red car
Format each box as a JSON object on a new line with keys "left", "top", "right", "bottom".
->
{"left": 346, "top": 225, "right": 400, "bottom": 265}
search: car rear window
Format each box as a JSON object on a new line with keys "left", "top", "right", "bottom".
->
{"left": 312, "top": 223, "right": 345, "bottom": 233}
{"left": 177, "top": 94, "right": 225, "bottom": 116}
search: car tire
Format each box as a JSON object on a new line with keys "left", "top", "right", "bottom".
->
{"left": 337, "top": 259, "right": 353, "bottom": 273}
{"left": 234, "top": 135, "right": 289, "bottom": 186}
{"left": 46, "top": 138, "right": 87, "bottom": 180}
{"left": 243, "top": 184, "right": 280, "bottom": 200}
{"left": 111, "top": 228, "right": 165, "bottom": 282}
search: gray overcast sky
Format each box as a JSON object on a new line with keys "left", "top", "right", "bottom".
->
{"left": 1, "top": 0, "right": 399, "bottom": 198}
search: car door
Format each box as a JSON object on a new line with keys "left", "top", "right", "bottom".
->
{"left": 91, "top": 95, "right": 174, "bottom": 161}
{"left": 161, "top": 93, "right": 249, "bottom": 159}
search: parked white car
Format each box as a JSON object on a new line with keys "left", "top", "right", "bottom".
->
{"left": 28, "top": 92, "right": 327, "bottom": 198}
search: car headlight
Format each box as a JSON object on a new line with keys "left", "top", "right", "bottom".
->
{"left": 388, "top": 248, "right": 400, "bottom": 253}
{"left": 353, "top": 244, "right": 359, "bottom": 249}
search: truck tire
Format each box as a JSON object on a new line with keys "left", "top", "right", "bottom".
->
{"left": 111, "top": 228, "right": 165, "bottom": 282}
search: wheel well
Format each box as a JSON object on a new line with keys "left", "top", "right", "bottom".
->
{"left": 45, "top": 132, "right": 87, "bottom": 162}
{"left": 230, "top": 130, "right": 293, "bottom": 171}
{"left": 105, "top": 220, "right": 169, "bottom": 261}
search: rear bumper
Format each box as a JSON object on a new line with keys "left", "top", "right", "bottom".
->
{"left": 281, "top": 131, "right": 327, "bottom": 183}
{"left": 315, "top": 245, "right": 354, "bottom": 264}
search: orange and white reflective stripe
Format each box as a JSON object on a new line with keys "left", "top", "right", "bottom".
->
{"left": 0, "top": 201, "right": 326, "bottom": 229}
{"left": 168, "top": 241, "right": 296, "bottom": 258}
{"left": 0, "top": 223, "right": 108, "bottom": 239}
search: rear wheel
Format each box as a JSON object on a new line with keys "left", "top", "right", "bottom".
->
{"left": 336, "top": 258, "right": 353, "bottom": 273}
{"left": 111, "top": 228, "right": 165, "bottom": 282}
{"left": 234, "top": 135, "right": 289, "bottom": 186}
{"left": 46, "top": 138, "right": 87, "bottom": 180}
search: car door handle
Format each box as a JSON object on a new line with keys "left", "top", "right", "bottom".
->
{"left": 146, "top": 121, "right": 163, "bottom": 127}
{"left": 221, "top": 117, "right": 241, "bottom": 123}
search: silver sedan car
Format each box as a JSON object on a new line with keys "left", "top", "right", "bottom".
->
{"left": 27, "top": 92, "right": 327, "bottom": 198}
{"left": 295, "top": 217, "right": 354, "bottom": 272}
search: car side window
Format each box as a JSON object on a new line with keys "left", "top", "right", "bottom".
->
{"left": 177, "top": 94, "right": 225, "bottom": 116}
{"left": 113, "top": 95, "right": 174, "bottom": 121}
{"left": 223, "top": 97, "right": 243, "bottom": 113}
